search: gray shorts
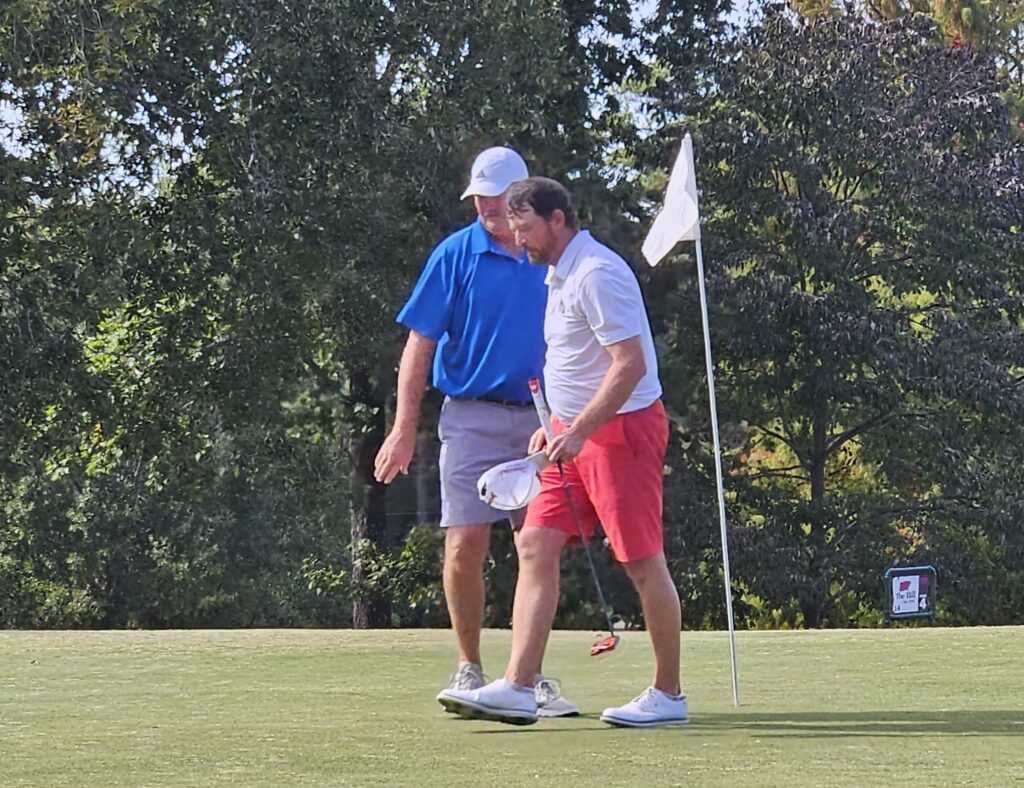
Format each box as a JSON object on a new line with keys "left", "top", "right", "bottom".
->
{"left": 438, "top": 397, "right": 539, "bottom": 528}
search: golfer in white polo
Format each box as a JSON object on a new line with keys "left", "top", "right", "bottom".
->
{"left": 439, "top": 177, "right": 687, "bottom": 728}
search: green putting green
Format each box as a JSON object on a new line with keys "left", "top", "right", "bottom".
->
{"left": 2, "top": 627, "right": 1022, "bottom": 786}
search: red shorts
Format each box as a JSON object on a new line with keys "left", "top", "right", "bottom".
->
{"left": 523, "top": 400, "right": 669, "bottom": 563}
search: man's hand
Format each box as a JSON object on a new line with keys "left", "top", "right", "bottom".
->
{"left": 545, "top": 426, "right": 587, "bottom": 463}
{"left": 375, "top": 329, "right": 435, "bottom": 485}
{"left": 374, "top": 427, "right": 416, "bottom": 484}
{"left": 527, "top": 426, "right": 548, "bottom": 455}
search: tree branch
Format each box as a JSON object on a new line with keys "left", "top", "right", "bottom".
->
{"left": 749, "top": 421, "right": 807, "bottom": 466}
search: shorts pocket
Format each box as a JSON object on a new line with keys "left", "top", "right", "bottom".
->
{"left": 622, "top": 404, "right": 669, "bottom": 459}
{"left": 588, "top": 416, "right": 634, "bottom": 457}
{"left": 437, "top": 397, "right": 451, "bottom": 443}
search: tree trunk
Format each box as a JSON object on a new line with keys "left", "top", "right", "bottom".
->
{"left": 800, "top": 595, "right": 826, "bottom": 629}
{"left": 349, "top": 368, "right": 391, "bottom": 629}
{"left": 809, "top": 396, "right": 828, "bottom": 503}
{"left": 801, "top": 395, "right": 829, "bottom": 628}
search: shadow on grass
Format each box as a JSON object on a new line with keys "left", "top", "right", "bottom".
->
{"left": 465, "top": 711, "right": 1024, "bottom": 737}
{"left": 694, "top": 710, "right": 1024, "bottom": 738}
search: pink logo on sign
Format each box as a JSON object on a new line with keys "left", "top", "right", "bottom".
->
{"left": 899, "top": 580, "right": 912, "bottom": 591}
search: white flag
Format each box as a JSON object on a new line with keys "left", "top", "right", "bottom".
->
{"left": 642, "top": 133, "right": 701, "bottom": 266}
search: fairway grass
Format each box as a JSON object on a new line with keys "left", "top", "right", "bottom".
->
{"left": 2, "top": 627, "right": 1022, "bottom": 786}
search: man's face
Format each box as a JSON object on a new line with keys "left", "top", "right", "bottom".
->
{"left": 474, "top": 193, "right": 512, "bottom": 238}
{"left": 508, "top": 206, "right": 558, "bottom": 264}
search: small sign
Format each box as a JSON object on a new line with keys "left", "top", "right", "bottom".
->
{"left": 891, "top": 575, "right": 919, "bottom": 615}
{"left": 884, "top": 566, "right": 936, "bottom": 622}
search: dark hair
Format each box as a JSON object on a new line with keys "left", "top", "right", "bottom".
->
{"left": 507, "top": 177, "right": 579, "bottom": 230}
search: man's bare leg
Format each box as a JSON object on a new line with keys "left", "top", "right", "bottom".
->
{"left": 443, "top": 523, "right": 491, "bottom": 666}
{"left": 505, "top": 527, "right": 569, "bottom": 687}
{"left": 623, "top": 551, "right": 681, "bottom": 696}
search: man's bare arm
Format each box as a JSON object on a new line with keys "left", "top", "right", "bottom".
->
{"left": 373, "top": 330, "right": 437, "bottom": 483}
{"left": 545, "top": 336, "right": 646, "bottom": 463}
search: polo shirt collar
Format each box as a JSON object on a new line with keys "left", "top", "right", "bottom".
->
{"left": 546, "top": 230, "right": 591, "bottom": 285}
{"left": 469, "top": 219, "right": 519, "bottom": 260}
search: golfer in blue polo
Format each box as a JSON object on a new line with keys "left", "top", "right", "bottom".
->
{"left": 374, "top": 147, "right": 578, "bottom": 717}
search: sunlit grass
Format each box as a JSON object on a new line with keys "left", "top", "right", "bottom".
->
{"left": 2, "top": 627, "right": 1022, "bottom": 786}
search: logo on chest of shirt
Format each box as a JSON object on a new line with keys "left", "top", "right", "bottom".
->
{"left": 549, "top": 293, "right": 573, "bottom": 317}
{"left": 548, "top": 289, "right": 586, "bottom": 328}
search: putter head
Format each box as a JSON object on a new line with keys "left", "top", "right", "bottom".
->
{"left": 590, "top": 634, "right": 621, "bottom": 657}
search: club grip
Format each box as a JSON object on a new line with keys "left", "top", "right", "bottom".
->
{"left": 528, "top": 378, "right": 555, "bottom": 442}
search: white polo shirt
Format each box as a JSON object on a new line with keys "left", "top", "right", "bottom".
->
{"left": 543, "top": 230, "right": 662, "bottom": 422}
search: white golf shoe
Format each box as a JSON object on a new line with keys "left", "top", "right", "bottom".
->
{"left": 600, "top": 687, "right": 689, "bottom": 728}
{"left": 437, "top": 678, "right": 538, "bottom": 725}
{"left": 534, "top": 676, "right": 581, "bottom": 718}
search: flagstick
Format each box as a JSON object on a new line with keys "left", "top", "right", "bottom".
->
{"left": 694, "top": 238, "right": 741, "bottom": 708}
{"left": 643, "top": 132, "right": 739, "bottom": 706}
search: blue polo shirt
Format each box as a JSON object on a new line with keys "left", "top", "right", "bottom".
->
{"left": 397, "top": 220, "right": 547, "bottom": 402}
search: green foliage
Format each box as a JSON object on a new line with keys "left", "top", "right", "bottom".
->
{"left": 794, "top": 0, "right": 1024, "bottom": 128}
{"left": 1, "top": 0, "right": 657, "bottom": 627}
{"left": 2, "top": 0, "right": 1023, "bottom": 631}
{"left": 304, "top": 525, "right": 448, "bottom": 628}
{"left": 649, "top": 8, "right": 1024, "bottom": 626}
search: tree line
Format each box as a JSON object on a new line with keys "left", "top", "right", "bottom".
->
{"left": 1, "top": 1, "right": 1021, "bottom": 629}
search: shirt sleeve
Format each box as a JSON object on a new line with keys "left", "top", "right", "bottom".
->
{"left": 396, "top": 240, "right": 458, "bottom": 340}
{"left": 577, "top": 261, "right": 645, "bottom": 346}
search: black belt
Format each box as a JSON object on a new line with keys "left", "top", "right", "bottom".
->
{"left": 464, "top": 394, "right": 533, "bottom": 408}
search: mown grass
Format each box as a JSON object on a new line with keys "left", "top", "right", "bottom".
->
{"left": 2, "top": 627, "right": 1022, "bottom": 786}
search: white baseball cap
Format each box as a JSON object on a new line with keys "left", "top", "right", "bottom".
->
{"left": 460, "top": 147, "right": 529, "bottom": 199}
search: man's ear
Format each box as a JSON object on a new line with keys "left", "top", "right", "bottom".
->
{"left": 552, "top": 208, "right": 566, "bottom": 230}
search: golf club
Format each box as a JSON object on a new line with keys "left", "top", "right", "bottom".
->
{"left": 528, "top": 378, "right": 621, "bottom": 657}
